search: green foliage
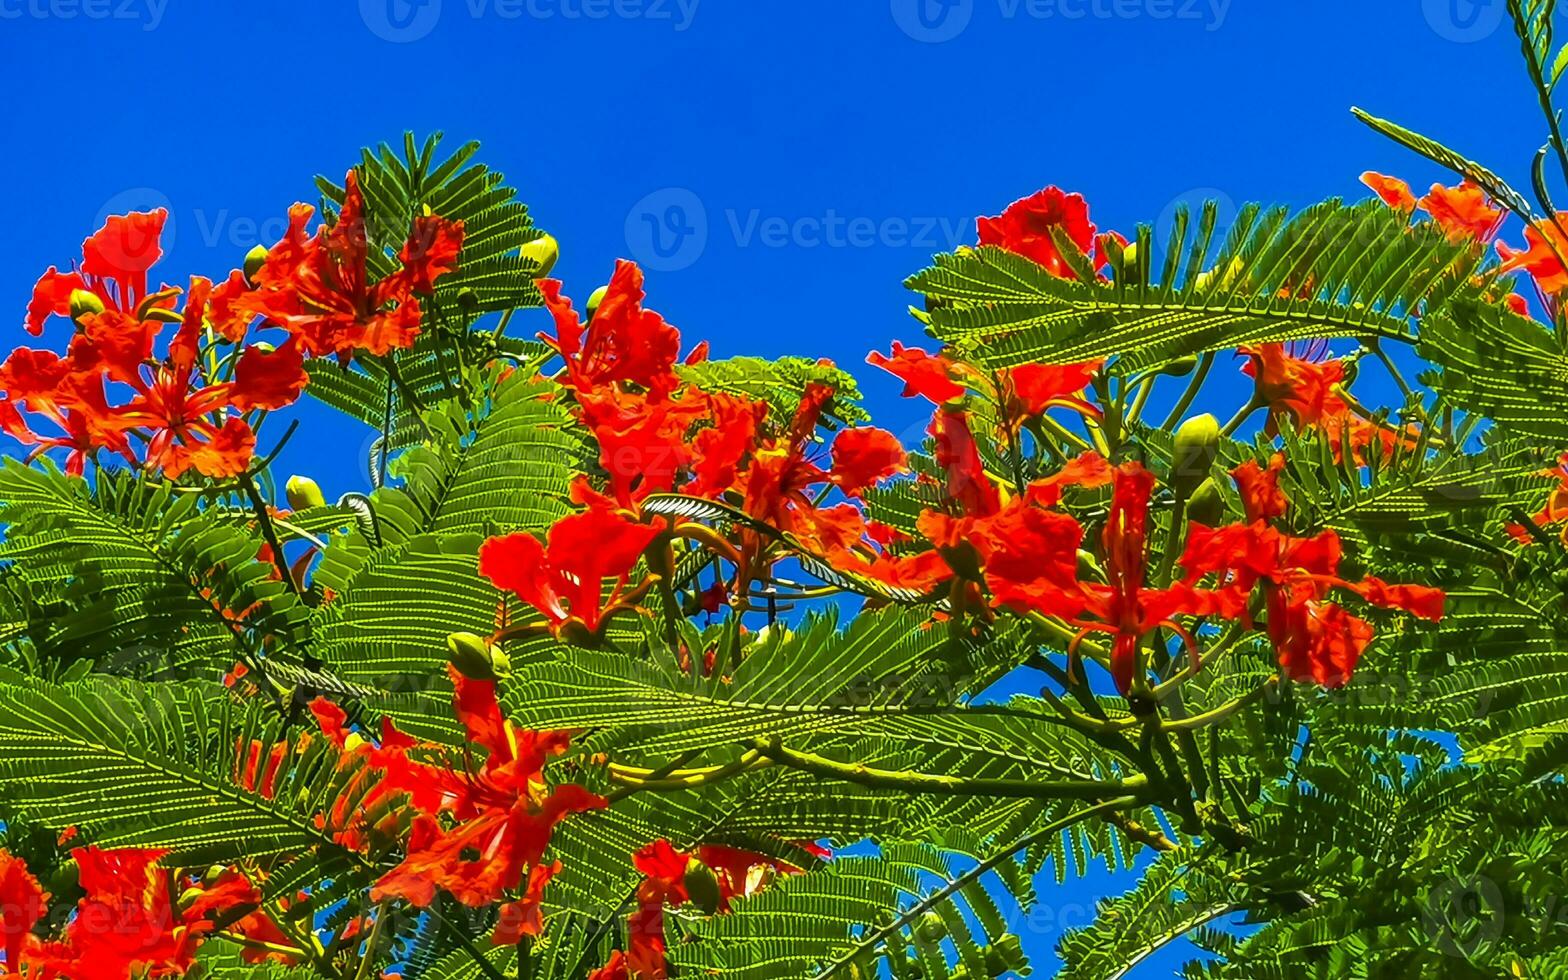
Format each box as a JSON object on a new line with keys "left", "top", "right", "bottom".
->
{"left": 906, "top": 199, "right": 1495, "bottom": 373}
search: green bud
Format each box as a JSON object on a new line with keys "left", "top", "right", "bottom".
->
{"left": 684, "top": 857, "right": 723, "bottom": 915}
{"left": 1157, "top": 355, "right": 1199, "bottom": 377}
{"left": 585, "top": 285, "right": 610, "bottom": 322}
{"left": 985, "top": 934, "right": 1027, "bottom": 975}
{"left": 913, "top": 911, "right": 947, "bottom": 943}
{"left": 1186, "top": 477, "right": 1225, "bottom": 527}
{"left": 68, "top": 289, "right": 105, "bottom": 323}
{"left": 521, "top": 233, "right": 559, "bottom": 279}
{"left": 446, "top": 631, "right": 511, "bottom": 681}
{"left": 285, "top": 475, "right": 326, "bottom": 511}
{"left": 1171, "top": 413, "right": 1220, "bottom": 498}
{"left": 243, "top": 244, "right": 270, "bottom": 285}
{"left": 1075, "top": 549, "right": 1106, "bottom": 583}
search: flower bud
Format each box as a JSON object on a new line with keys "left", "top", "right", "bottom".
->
{"left": 243, "top": 244, "right": 270, "bottom": 285}
{"left": 914, "top": 912, "right": 947, "bottom": 943}
{"left": 446, "top": 631, "right": 511, "bottom": 681}
{"left": 986, "top": 934, "right": 1027, "bottom": 975}
{"left": 1171, "top": 413, "right": 1220, "bottom": 498}
{"left": 1076, "top": 549, "right": 1106, "bottom": 583}
{"left": 1157, "top": 355, "right": 1198, "bottom": 377}
{"left": 684, "top": 857, "right": 723, "bottom": 915}
{"left": 68, "top": 289, "right": 105, "bottom": 323}
{"left": 585, "top": 285, "right": 610, "bottom": 322}
{"left": 521, "top": 233, "right": 559, "bottom": 279}
{"left": 177, "top": 886, "right": 206, "bottom": 913}
{"left": 1186, "top": 477, "right": 1225, "bottom": 526}
{"left": 285, "top": 476, "right": 326, "bottom": 511}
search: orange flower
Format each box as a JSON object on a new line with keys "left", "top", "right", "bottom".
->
{"left": 1417, "top": 180, "right": 1502, "bottom": 241}
{"left": 1360, "top": 171, "right": 1417, "bottom": 211}
{"left": 1499, "top": 213, "right": 1568, "bottom": 295}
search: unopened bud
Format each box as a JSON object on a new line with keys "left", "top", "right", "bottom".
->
{"left": 285, "top": 475, "right": 326, "bottom": 511}
{"left": 68, "top": 289, "right": 105, "bottom": 323}
{"left": 914, "top": 912, "right": 947, "bottom": 942}
{"left": 1076, "top": 549, "right": 1105, "bottom": 583}
{"left": 243, "top": 244, "right": 270, "bottom": 285}
{"left": 585, "top": 285, "right": 609, "bottom": 322}
{"left": 1171, "top": 414, "right": 1220, "bottom": 498}
{"left": 446, "top": 631, "right": 511, "bottom": 681}
{"left": 521, "top": 233, "right": 559, "bottom": 278}
{"left": 1157, "top": 355, "right": 1198, "bottom": 377}
{"left": 1186, "top": 477, "right": 1225, "bottom": 526}
{"left": 684, "top": 857, "right": 723, "bottom": 915}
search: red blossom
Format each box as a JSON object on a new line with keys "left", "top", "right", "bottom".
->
{"left": 234, "top": 171, "right": 463, "bottom": 361}
{"left": 977, "top": 186, "right": 1101, "bottom": 278}
{"left": 479, "top": 489, "right": 664, "bottom": 639}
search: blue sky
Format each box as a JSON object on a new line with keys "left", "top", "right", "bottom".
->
{"left": 0, "top": 0, "right": 1536, "bottom": 974}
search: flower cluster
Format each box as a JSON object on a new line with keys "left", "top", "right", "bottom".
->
{"left": 1, "top": 172, "right": 462, "bottom": 480}
{"left": 0, "top": 845, "right": 292, "bottom": 978}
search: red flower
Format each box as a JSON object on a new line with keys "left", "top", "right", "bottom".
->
{"left": 1179, "top": 457, "right": 1445, "bottom": 686}
{"left": 828, "top": 426, "right": 907, "bottom": 496}
{"left": 1508, "top": 452, "right": 1568, "bottom": 543}
{"left": 977, "top": 187, "right": 1100, "bottom": 279}
{"left": 687, "top": 393, "right": 769, "bottom": 499}
{"left": 540, "top": 260, "right": 685, "bottom": 397}
{"left": 18, "top": 846, "right": 263, "bottom": 980}
{"left": 479, "top": 488, "right": 664, "bottom": 639}
{"left": 371, "top": 669, "right": 605, "bottom": 909}
{"left": 114, "top": 278, "right": 282, "bottom": 479}
{"left": 492, "top": 861, "right": 560, "bottom": 945}
{"left": 589, "top": 951, "right": 631, "bottom": 980}
{"left": 930, "top": 407, "right": 1000, "bottom": 518}
{"left": 1238, "top": 343, "right": 1345, "bottom": 427}
{"left": 236, "top": 171, "right": 463, "bottom": 360}
{"left": 1001, "top": 361, "right": 1102, "bottom": 425}
{"left": 24, "top": 209, "right": 168, "bottom": 336}
{"left": 0, "top": 850, "right": 46, "bottom": 974}
{"left": 1062, "top": 463, "right": 1235, "bottom": 695}
{"left": 612, "top": 839, "right": 801, "bottom": 979}
{"left": 579, "top": 386, "right": 708, "bottom": 507}
{"left": 866, "top": 342, "right": 965, "bottom": 403}
{"left": 1360, "top": 171, "right": 1417, "bottom": 211}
